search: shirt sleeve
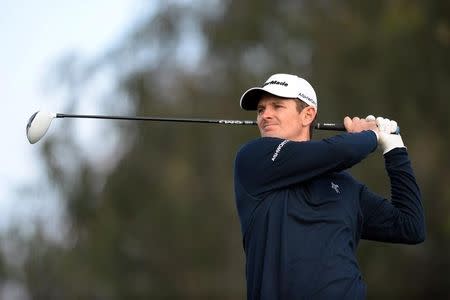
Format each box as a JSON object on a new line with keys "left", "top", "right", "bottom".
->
{"left": 234, "top": 130, "right": 377, "bottom": 197}
{"left": 360, "top": 148, "right": 426, "bottom": 244}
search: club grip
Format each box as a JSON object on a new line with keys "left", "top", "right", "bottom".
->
{"left": 314, "top": 122, "right": 346, "bottom": 131}
{"left": 315, "top": 122, "right": 400, "bottom": 134}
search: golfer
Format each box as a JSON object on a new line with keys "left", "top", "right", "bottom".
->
{"left": 233, "top": 74, "right": 425, "bottom": 299}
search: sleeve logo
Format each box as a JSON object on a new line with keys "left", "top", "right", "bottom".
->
{"left": 272, "top": 140, "right": 289, "bottom": 161}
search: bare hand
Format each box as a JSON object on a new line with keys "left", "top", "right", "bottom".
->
{"left": 344, "top": 116, "right": 379, "bottom": 134}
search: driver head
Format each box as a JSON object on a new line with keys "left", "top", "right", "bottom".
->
{"left": 26, "top": 111, "right": 56, "bottom": 144}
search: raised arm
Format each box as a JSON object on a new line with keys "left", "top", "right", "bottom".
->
{"left": 235, "top": 130, "right": 378, "bottom": 197}
{"left": 360, "top": 148, "right": 426, "bottom": 244}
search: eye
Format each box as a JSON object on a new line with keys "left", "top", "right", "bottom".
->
{"left": 274, "top": 104, "right": 284, "bottom": 109}
{"left": 257, "top": 107, "right": 264, "bottom": 114}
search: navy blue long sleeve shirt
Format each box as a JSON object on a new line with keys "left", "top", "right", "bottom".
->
{"left": 233, "top": 131, "right": 425, "bottom": 300}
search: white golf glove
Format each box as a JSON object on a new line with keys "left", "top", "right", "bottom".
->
{"left": 366, "top": 115, "right": 406, "bottom": 154}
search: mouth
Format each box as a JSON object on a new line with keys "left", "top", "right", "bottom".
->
{"left": 261, "top": 123, "right": 278, "bottom": 131}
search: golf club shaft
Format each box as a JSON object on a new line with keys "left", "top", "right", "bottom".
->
{"left": 56, "top": 113, "right": 346, "bottom": 131}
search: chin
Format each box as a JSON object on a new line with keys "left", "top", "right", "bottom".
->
{"left": 261, "top": 131, "right": 284, "bottom": 139}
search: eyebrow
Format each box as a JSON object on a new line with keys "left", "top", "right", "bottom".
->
{"left": 257, "top": 99, "right": 284, "bottom": 109}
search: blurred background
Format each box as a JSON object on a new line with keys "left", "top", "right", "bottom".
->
{"left": 1, "top": 0, "right": 449, "bottom": 299}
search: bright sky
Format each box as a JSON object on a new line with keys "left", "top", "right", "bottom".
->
{"left": 0, "top": 0, "right": 149, "bottom": 234}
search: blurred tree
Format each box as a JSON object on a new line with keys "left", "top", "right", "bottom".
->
{"left": 3, "top": 0, "right": 449, "bottom": 299}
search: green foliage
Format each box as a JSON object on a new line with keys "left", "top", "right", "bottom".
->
{"left": 3, "top": 0, "right": 450, "bottom": 298}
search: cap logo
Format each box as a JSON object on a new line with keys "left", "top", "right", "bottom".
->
{"left": 263, "top": 80, "right": 288, "bottom": 87}
{"left": 298, "top": 92, "right": 316, "bottom": 105}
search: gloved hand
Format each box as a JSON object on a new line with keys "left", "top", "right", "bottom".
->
{"left": 366, "top": 115, "right": 406, "bottom": 154}
{"left": 375, "top": 116, "right": 399, "bottom": 134}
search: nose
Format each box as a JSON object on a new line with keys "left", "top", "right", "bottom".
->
{"left": 260, "top": 107, "right": 273, "bottom": 120}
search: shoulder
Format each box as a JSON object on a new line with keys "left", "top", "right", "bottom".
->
{"left": 234, "top": 137, "right": 294, "bottom": 178}
{"left": 238, "top": 137, "right": 287, "bottom": 150}
{"left": 339, "top": 170, "right": 357, "bottom": 181}
{"left": 236, "top": 137, "right": 288, "bottom": 160}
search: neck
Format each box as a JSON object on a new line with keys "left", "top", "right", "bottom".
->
{"left": 290, "top": 128, "right": 311, "bottom": 142}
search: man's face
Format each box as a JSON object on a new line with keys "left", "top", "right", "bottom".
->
{"left": 256, "top": 95, "right": 305, "bottom": 141}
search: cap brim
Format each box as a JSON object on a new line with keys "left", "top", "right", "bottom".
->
{"left": 240, "top": 85, "right": 318, "bottom": 110}
{"left": 240, "top": 88, "right": 268, "bottom": 111}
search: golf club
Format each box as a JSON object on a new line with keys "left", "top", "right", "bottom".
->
{"left": 26, "top": 111, "right": 395, "bottom": 144}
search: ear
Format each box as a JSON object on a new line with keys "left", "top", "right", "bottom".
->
{"left": 301, "top": 106, "right": 317, "bottom": 127}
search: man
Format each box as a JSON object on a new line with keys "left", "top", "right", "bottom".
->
{"left": 233, "top": 73, "right": 425, "bottom": 299}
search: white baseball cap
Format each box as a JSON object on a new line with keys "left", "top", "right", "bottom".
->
{"left": 240, "top": 73, "right": 318, "bottom": 110}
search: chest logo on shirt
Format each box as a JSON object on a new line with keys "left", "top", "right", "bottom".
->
{"left": 331, "top": 182, "right": 340, "bottom": 194}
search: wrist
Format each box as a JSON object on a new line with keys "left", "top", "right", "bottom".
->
{"left": 369, "top": 129, "right": 379, "bottom": 141}
{"left": 383, "top": 147, "right": 407, "bottom": 157}
{"left": 379, "top": 133, "right": 405, "bottom": 154}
